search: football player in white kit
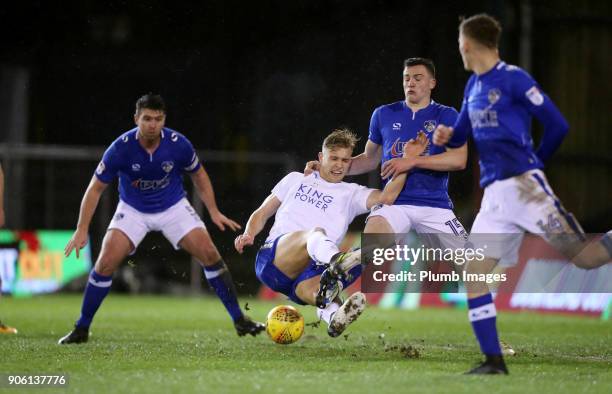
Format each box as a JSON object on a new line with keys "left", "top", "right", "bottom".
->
{"left": 235, "top": 129, "right": 428, "bottom": 337}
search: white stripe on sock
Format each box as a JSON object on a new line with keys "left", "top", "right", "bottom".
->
{"left": 317, "top": 302, "right": 340, "bottom": 325}
{"left": 204, "top": 267, "right": 226, "bottom": 279}
{"left": 88, "top": 276, "right": 112, "bottom": 288}
{"left": 468, "top": 303, "right": 496, "bottom": 322}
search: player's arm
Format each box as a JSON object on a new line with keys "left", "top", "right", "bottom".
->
{"left": 434, "top": 78, "right": 474, "bottom": 148}
{"left": 347, "top": 140, "right": 382, "bottom": 175}
{"left": 365, "top": 171, "right": 408, "bottom": 208}
{"left": 64, "top": 176, "right": 108, "bottom": 258}
{"left": 367, "top": 131, "right": 429, "bottom": 207}
{"left": 0, "top": 163, "right": 5, "bottom": 227}
{"left": 380, "top": 141, "right": 467, "bottom": 179}
{"left": 513, "top": 73, "right": 569, "bottom": 162}
{"left": 234, "top": 194, "right": 282, "bottom": 253}
{"left": 189, "top": 166, "right": 241, "bottom": 232}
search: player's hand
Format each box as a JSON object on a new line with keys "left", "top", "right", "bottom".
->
{"left": 234, "top": 233, "right": 254, "bottom": 254}
{"left": 211, "top": 211, "right": 242, "bottom": 232}
{"left": 433, "top": 124, "right": 454, "bottom": 146}
{"left": 381, "top": 157, "right": 416, "bottom": 180}
{"left": 403, "top": 130, "right": 429, "bottom": 157}
{"left": 304, "top": 160, "right": 320, "bottom": 176}
{"left": 65, "top": 228, "right": 89, "bottom": 258}
{"left": 381, "top": 132, "right": 429, "bottom": 179}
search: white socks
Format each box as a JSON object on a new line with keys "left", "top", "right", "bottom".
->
{"left": 317, "top": 301, "right": 340, "bottom": 325}
{"left": 306, "top": 231, "right": 339, "bottom": 264}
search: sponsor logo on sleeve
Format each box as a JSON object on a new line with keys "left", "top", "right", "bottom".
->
{"left": 96, "top": 162, "right": 106, "bottom": 175}
{"left": 526, "top": 86, "right": 544, "bottom": 106}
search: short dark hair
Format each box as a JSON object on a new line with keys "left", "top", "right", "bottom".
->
{"left": 323, "top": 128, "right": 359, "bottom": 151}
{"left": 135, "top": 93, "right": 166, "bottom": 115}
{"left": 403, "top": 57, "right": 436, "bottom": 78}
{"left": 459, "top": 13, "right": 502, "bottom": 49}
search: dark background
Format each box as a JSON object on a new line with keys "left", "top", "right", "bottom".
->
{"left": 0, "top": 0, "right": 609, "bottom": 293}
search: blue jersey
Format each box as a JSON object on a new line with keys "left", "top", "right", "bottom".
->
{"left": 449, "top": 61, "right": 569, "bottom": 187}
{"left": 95, "top": 127, "right": 201, "bottom": 213}
{"left": 369, "top": 100, "right": 458, "bottom": 209}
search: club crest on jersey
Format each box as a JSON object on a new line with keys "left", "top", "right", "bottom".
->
{"left": 161, "top": 161, "right": 174, "bottom": 173}
{"left": 392, "top": 122, "right": 402, "bottom": 130}
{"left": 525, "top": 86, "right": 544, "bottom": 106}
{"left": 131, "top": 163, "right": 141, "bottom": 172}
{"left": 488, "top": 89, "right": 501, "bottom": 105}
{"left": 423, "top": 120, "right": 437, "bottom": 133}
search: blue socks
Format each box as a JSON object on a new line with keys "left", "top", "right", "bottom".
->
{"left": 76, "top": 270, "right": 113, "bottom": 329}
{"left": 203, "top": 260, "right": 243, "bottom": 322}
{"left": 468, "top": 293, "right": 501, "bottom": 356}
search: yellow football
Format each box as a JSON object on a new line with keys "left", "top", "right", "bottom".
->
{"left": 265, "top": 305, "right": 305, "bottom": 344}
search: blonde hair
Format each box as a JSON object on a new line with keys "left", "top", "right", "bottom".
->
{"left": 322, "top": 128, "right": 359, "bottom": 151}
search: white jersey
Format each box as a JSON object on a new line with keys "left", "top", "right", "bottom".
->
{"left": 266, "top": 171, "right": 375, "bottom": 244}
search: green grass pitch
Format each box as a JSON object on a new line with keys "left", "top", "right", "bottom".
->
{"left": 0, "top": 294, "right": 610, "bottom": 393}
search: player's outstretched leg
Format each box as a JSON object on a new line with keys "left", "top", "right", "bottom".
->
{"left": 315, "top": 249, "right": 361, "bottom": 308}
{"left": 181, "top": 228, "right": 264, "bottom": 337}
{"left": 325, "top": 292, "right": 366, "bottom": 338}
{"left": 59, "top": 230, "right": 131, "bottom": 345}
{"left": 295, "top": 276, "right": 366, "bottom": 338}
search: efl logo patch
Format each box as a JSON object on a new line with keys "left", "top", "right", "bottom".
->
{"left": 392, "top": 122, "right": 401, "bottom": 130}
{"left": 132, "top": 163, "right": 141, "bottom": 172}
{"left": 96, "top": 161, "right": 106, "bottom": 175}
{"left": 526, "top": 86, "right": 544, "bottom": 106}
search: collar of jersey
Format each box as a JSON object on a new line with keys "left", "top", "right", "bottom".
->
{"left": 476, "top": 60, "right": 506, "bottom": 80}
{"left": 134, "top": 128, "right": 166, "bottom": 140}
{"left": 401, "top": 99, "right": 435, "bottom": 116}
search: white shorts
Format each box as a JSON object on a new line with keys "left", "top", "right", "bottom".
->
{"left": 366, "top": 204, "right": 467, "bottom": 249}
{"left": 470, "top": 169, "right": 584, "bottom": 266}
{"left": 108, "top": 198, "right": 206, "bottom": 251}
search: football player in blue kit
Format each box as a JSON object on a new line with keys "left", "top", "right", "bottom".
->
{"left": 306, "top": 58, "right": 469, "bottom": 285}
{"left": 433, "top": 14, "right": 612, "bottom": 374}
{"left": 59, "top": 94, "right": 265, "bottom": 344}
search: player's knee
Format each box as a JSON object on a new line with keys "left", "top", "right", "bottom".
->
{"left": 364, "top": 216, "right": 393, "bottom": 234}
{"left": 94, "top": 258, "right": 119, "bottom": 276}
{"left": 197, "top": 249, "right": 222, "bottom": 266}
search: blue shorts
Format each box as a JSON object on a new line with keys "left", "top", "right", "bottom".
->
{"left": 255, "top": 235, "right": 362, "bottom": 305}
